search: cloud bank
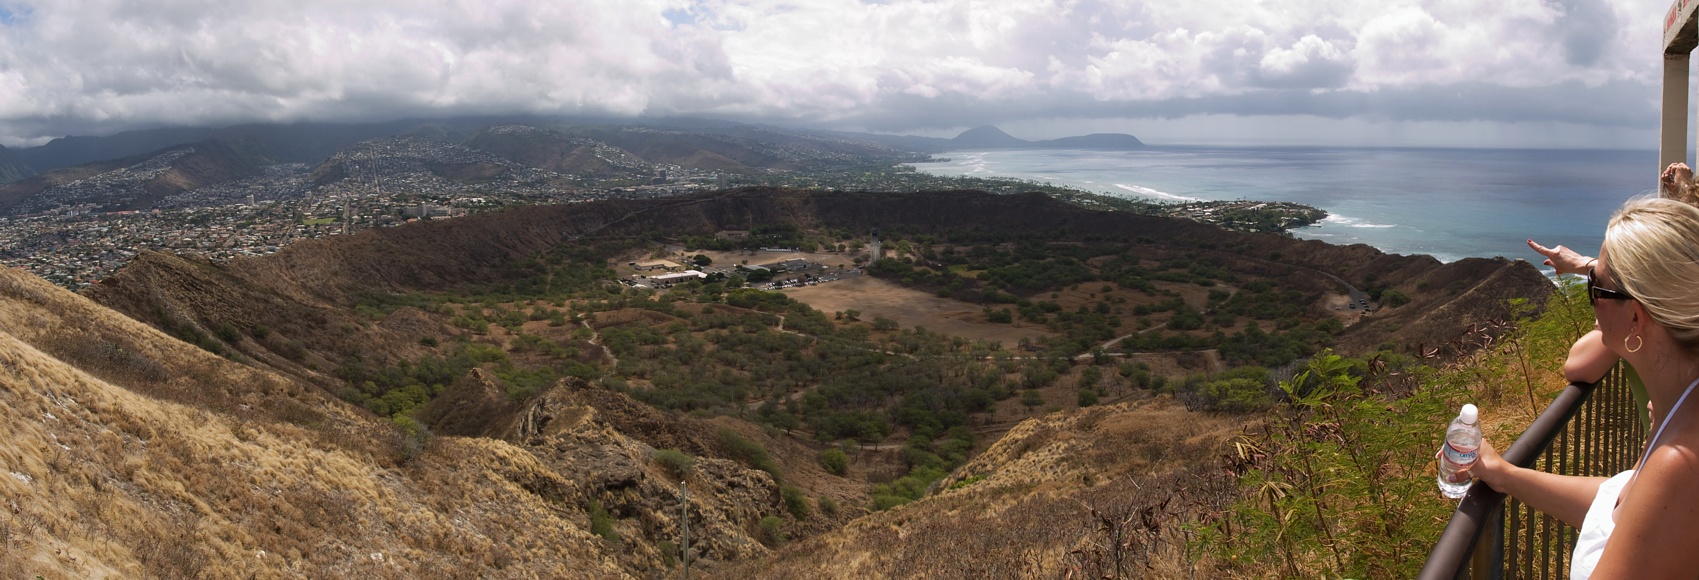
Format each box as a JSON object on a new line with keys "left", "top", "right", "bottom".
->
{"left": 0, "top": 0, "right": 1672, "bottom": 146}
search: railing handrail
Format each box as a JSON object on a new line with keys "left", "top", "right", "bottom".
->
{"left": 1418, "top": 380, "right": 1600, "bottom": 579}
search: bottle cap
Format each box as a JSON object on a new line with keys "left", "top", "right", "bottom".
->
{"left": 1460, "top": 404, "right": 1478, "bottom": 424}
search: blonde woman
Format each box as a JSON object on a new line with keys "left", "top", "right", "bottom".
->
{"left": 1525, "top": 162, "right": 1699, "bottom": 428}
{"left": 1466, "top": 197, "right": 1699, "bottom": 578}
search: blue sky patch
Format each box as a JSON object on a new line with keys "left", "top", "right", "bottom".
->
{"left": 662, "top": 7, "right": 695, "bottom": 27}
{"left": 0, "top": 5, "right": 31, "bottom": 26}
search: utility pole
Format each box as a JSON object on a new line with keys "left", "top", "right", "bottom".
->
{"left": 681, "top": 481, "right": 690, "bottom": 579}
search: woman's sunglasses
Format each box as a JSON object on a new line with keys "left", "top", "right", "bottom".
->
{"left": 1588, "top": 267, "right": 1634, "bottom": 306}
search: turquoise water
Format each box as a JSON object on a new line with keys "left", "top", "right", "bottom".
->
{"left": 907, "top": 147, "right": 1661, "bottom": 268}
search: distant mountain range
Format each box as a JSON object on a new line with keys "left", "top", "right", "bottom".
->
{"left": 813, "top": 125, "right": 1144, "bottom": 152}
{"left": 0, "top": 138, "right": 280, "bottom": 215}
{"left": 0, "top": 118, "right": 1144, "bottom": 186}
{"left": 0, "top": 117, "right": 1149, "bottom": 216}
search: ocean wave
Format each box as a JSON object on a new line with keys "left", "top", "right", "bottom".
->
{"left": 1321, "top": 214, "right": 1398, "bottom": 229}
{"left": 942, "top": 152, "right": 991, "bottom": 175}
{"left": 1112, "top": 183, "right": 1201, "bottom": 202}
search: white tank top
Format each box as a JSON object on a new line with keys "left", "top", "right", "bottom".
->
{"left": 1570, "top": 470, "right": 1633, "bottom": 580}
{"left": 1570, "top": 375, "right": 1699, "bottom": 579}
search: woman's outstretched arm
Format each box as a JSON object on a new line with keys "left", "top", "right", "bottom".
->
{"left": 1527, "top": 239, "right": 1594, "bottom": 276}
{"left": 1462, "top": 438, "right": 1607, "bottom": 528}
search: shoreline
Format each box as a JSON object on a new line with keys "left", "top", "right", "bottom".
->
{"left": 907, "top": 147, "right": 1625, "bottom": 267}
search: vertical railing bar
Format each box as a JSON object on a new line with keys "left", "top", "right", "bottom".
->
{"left": 1528, "top": 495, "right": 1538, "bottom": 579}
{"left": 1609, "top": 373, "right": 1617, "bottom": 465}
{"left": 1616, "top": 370, "right": 1627, "bottom": 469}
{"left": 1575, "top": 394, "right": 1583, "bottom": 462}
{"left": 1600, "top": 376, "right": 1611, "bottom": 475}
{"left": 1540, "top": 511, "right": 1553, "bottom": 580}
{"left": 1529, "top": 447, "right": 1544, "bottom": 580}
{"left": 1594, "top": 385, "right": 1602, "bottom": 474}
{"left": 1558, "top": 421, "right": 1571, "bottom": 579}
{"left": 1595, "top": 384, "right": 1604, "bottom": 474}
{"left": 1612, "top": 374, "right": 1620, "bottom": 464}
{"left": 1504, "top": 497, "right": 1517, "bottom": 579}
{"left": 1617, "top": 370, "right": 1624, "bottom": 465}
{"left": 1470, "top": 503, "right": 1503, "bottom": 580}
{"left": 1511, "top": 497, "right": 1520, "bottom": 579}
{"left": 1575, "top": 395, "right": 1585, "bottom": 476}
{"left": 1567, "top": 403, "right": 1582, "bottom": 575}
{"left": 1573, "top": 400, "right": 1583, "bottom": 475}
{"left": 1618, "top": 367, "right": 1628, "bottom": 469}
{"left": 1560, "top": 421, "right": 1570, "bottom": 474}
{"left": 1607, "top": 375, "right": 1618, "bottom": 471}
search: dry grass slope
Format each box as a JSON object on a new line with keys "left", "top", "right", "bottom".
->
{"left": 0, "top": 266, "right": 638, "bottom": 577}
{"left": 719, "top": 398, "right": 1245, "bottom": 578}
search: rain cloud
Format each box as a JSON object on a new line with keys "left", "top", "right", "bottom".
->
{"left": 0, "top": 0, "right": 1674, "bottom": 146}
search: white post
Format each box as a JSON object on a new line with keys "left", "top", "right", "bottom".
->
{"left": 681, "top": 481, "right": 690, "bottom": 580}
{"left": 1664, "top": 53, "right": 1692, "bottom": 194}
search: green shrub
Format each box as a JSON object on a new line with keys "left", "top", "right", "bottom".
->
{"left": 1381, "top": 289, "right": 1412, "bottom": 307}
{"left": 653, "top": 448, "right": 695, "bottom": 478}
{"left": 1182, "top": 377, "right": 1269, "bottom": 413}
{"left": 818, "top": 495, "right": 838, "bottom": 516}
{"left": 658, "top": 540, "right": 677, "bottom": 568}
{"left": 719, "top": 428, "right": 782, "bottom": 480}
{"left": 781, "top": 485, "right": 811, "bottom": 520}
{"left": 871, "top": 494, "right": 910, "bottom": 511}
{"left": 819, "top": 448, "right": 849, "bottom": 476}
{"left": 1020, "top": 389, "right": 1045, "bottom": 410}
{"left": 588, "top": 500, "right": 619, "bottom": 542}
{"left": 758, "top": 515, "right": 787, "bottom": 546}
{"left": 391, "top": 415, "right": 431, "bottom": 463}
{"left": 1077, "top": 388, "right": 1099, "bottom": 407}
{"left": 870, "top": 465, "right": 948, "bottom": 510}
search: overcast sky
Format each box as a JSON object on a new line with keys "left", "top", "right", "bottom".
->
{"left": 0, "top": 0, "right": 1679, "bottom": 148}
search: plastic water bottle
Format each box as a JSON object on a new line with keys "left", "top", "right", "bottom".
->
{"left": 1437, "top": 404, "right": 1482, "bottom": 498}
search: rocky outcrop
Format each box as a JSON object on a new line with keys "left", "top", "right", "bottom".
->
{"left": 426, "top": 380, "right": 781, "bottom": 573}
{"left": 416, "top": 368, "right": 524, "bottom": 439}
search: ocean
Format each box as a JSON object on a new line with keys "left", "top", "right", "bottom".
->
{"left": 906, "top": 147, "right": 1662, "bottom": 270}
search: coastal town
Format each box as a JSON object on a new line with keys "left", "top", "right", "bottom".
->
{"left": 0, "top": 133, "right": 1327, "bottom": 290}
{"left": 0, "top": 137, "right": 733, "bottom": 288}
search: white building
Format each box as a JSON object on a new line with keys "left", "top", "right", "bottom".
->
{"left": 651, "top": 270, "right": 708, "bottom": 287}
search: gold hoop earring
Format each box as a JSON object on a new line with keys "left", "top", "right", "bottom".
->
{"left": 1627, "top": 334, "right": 1645, "bottom": 353}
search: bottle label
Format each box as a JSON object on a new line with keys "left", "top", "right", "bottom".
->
{"left": 1444, "top": 441, "right": 1478, "bottom": 465}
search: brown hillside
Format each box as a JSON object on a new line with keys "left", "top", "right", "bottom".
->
{"left": 0, "top": 265, "right": 807, "bottom": 577}
{"left": 0, "top": 266, "right": 606, "bottom": 576}
{"left": 82, "top": 250, "right": 423, "bottom": 390}
{"left": 584, "top": 130, "right": 782, "bottom": 171}
{"left": 464, "top": 125, "right": 638, "bottom": 175}
{"left": 0, "top": 139, "right": 268, "bottom": 214}
{"left": 716, "top": 398, "right": 1244, "bottom": 578}
{"left": 0, "top": 162, "right": 116, "bottom": 213}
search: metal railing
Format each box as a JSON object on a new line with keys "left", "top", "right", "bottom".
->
{"left": 1419, "top": 366, "right": 1646, "bottom": 579}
